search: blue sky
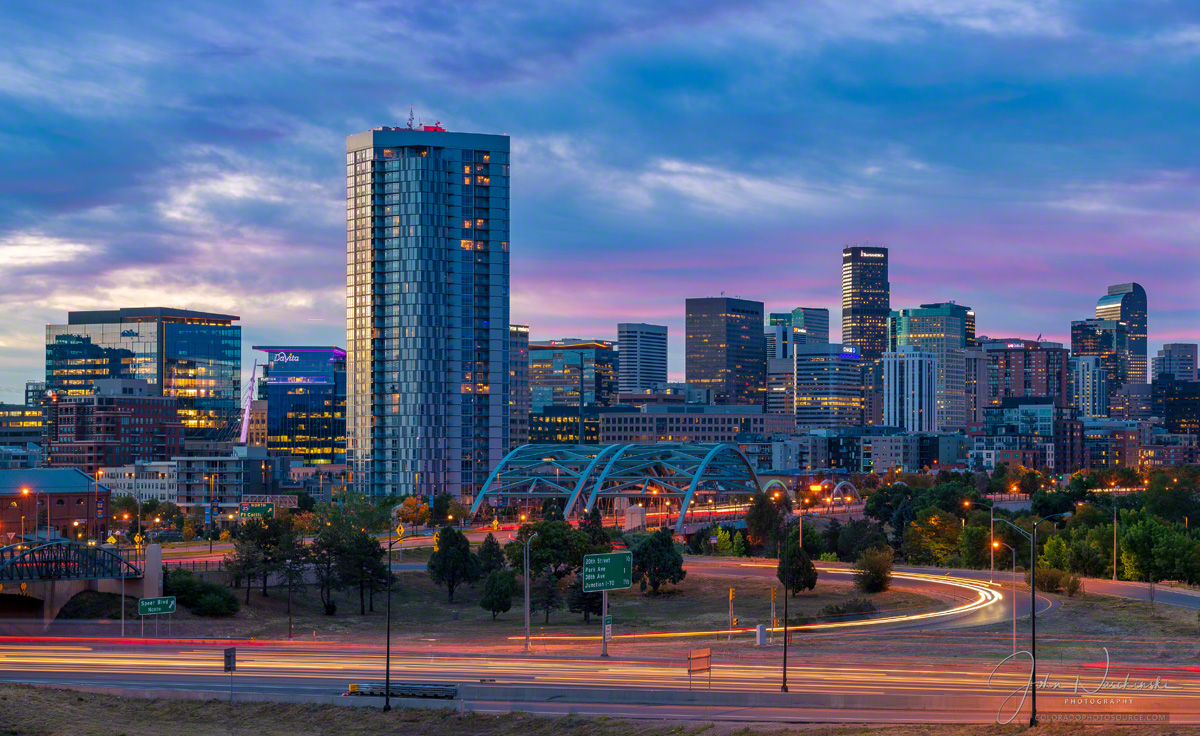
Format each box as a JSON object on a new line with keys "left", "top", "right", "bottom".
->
{"left": 2, "top": 0, "right": 1198, "bottom": 400}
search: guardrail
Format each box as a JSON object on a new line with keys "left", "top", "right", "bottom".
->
{"left": 163, "top": 560, "right": 224, "bottom": 572}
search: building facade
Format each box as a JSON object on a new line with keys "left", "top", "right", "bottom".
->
{"left": 978, "top": 339, "right": 1071, "bottom": 408}
{"left": 0, "top": 404, "right": 43, "bottom": 444}
{"left": 508, "top": 325, "right": 530, "bottom": 450}
{"left": 793, "top": 344, "right": 864, "bottom": 429}
{"left": 841, "top": 245, "right": 890, "bottom": 361}
{"left": 0, "top": 468, "right": 110, "bottom": 542}
{"left": 766, "top": 357, "right": 796, "bottom": 417}
{"left": 1152, "top": 343, "right": 1198, "bottom": 382}
{"left": 1153, "top": 375, "right": 1200, "bottom": 435}
{"left": 792, "top": 307, "right": 830, "bottom": 344}
{"left": 45, "top": 307, "right": 240, "bottom": 435}
{"left": 529, "top": 339, "right": 618, "bottom": 412}
{"left": 888, "top": 302, "right": 974, "bottom": 430}
{"left": 599, "top": 405, "right": 795, "bottom": 445}
{"left": 99, "top": 461, "right": 178, "bottom": 503}
{"left": 617, "top": 323, "right": 667, "bottom": 394}
{"left": 24, "top": 381, "right": 46, "bottom": 407}
{"left": 346, "top": 126, "right": 510, "bottom": 499}
{"left": 1071, "top": 318, "right": 1131, "bottom": 398}
{"left": 1095, "top": 282, "right": 1147, "bottom": 384}
{"left": 685, "top": 297, "right": 766, "bottom": 405}
{"left": 253, "top": 346, "right": 346, "bottom": 466}
{"left": 882, "top": 346, "right": 938, "bottom": 433}
{"left": 1070, "top": 355, "right": 1108, "bottom": 419}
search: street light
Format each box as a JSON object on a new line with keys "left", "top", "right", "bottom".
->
{"left": 993, "top": 541, "right": 1017, "bottom": 653}
{"left": 778, "top": 512, "right": 808, "bottom": 693}
{"left": 1076, "top": 498, "right": 1119, "bottom": 582}
{"left": 995, "top": 512, "right": 1071, "bottom": 727}
{"left": 523, "top": 531, "right": 539, "bottom": 653}
{"left": 383, "top": 529, "right": 405, "bottom": 712}
{"left": 964, "top": 498, "right": 996, "bottom": 583}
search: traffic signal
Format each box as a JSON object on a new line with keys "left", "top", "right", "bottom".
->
{"left": 729, "top": 588, "right": 735, "bottom": 601}
{"left": 770, "top": 587, "right": 776, "bottom": 602}
{"left": 732, "top": 617, "right": 738, "bottom": 626}
{"left": 773, "top": 618, "right": 779, "bottom": 629}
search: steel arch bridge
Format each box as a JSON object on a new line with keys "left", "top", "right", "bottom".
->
{"left": 0, "top": 541, "right": 143, "bottom": 582}
{"left": 810, "top": 479, "right": 862, "bottom": 503}
{"left": 470, "top": 443, "right": 764, "bottom": 534}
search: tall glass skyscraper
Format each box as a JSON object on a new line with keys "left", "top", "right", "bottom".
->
{"left": 253, "top": 346, "right": 346, "bottom": 465}
{"left": 1071, "top": 318, "right": 1131, "bottom": 398}
{"left": 1095, "top": 283, "right": 1147, "bottom": 384}
{"left": 685, "top": 297, "right": 765, "bottom": 405}
{"left": 841, "top": 245, "right": 890, "bottom": 361}
{"left": 45, "top": 307, "right": 240, "bottom": 435}
{"left": 888, "top": 302, "right": 975, "bottom": 430}
{"left": 346, "top": 126, "right": 510, "bottom": 499}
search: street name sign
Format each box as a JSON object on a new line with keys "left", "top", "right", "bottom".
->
{"left": 138, "top": 596, "right": 176, "bottom": 616}
{"left": 582, "top": 551, "right": 632, "bottom": 592}
{"left": 603, "top": 614, "right": 612, "bottom": 640}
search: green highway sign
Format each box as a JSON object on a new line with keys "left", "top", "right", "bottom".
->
{"left": 239, "top": 502, "right": 275, "bottom": 519}
{"left": 582, "top": 551, "right": 633, "bottom": 593}
{"left": 138, "top": 596, "right": 176, "bottom": 616}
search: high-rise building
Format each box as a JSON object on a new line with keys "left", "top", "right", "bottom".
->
{"left": 252, "top": 346, "right": 346, "bottom": 466}
{"left": 1153, "top": 375, "right": 1200, "bottom": 435}
{"left": 1095, "top": 283, "right": 1147, "bottom": 384}
{"left": 24, "top": 381, "right": 45, "bottom": 408}
{"left": 841, "top": 245, "right": 890, "bottom": 361}
{"left": 345, "top": 126, "right": 510, "bottom": 499}
{"left": 765, "top": 324, "right": 804, "bottom": 360}
{"left": 978, "top": 339, "right": 1071, "bottom": 408}
{"left": 685, "top": 297, "right": 766, "bottom": 405}
{"left": 792, "top": 307, "right": 830, "bottom": 344}
{"left": 1152, "top": 343, "right": 1198, "bottom": 382}
{"left": 882, "top": 346, "right": 938, "bottom": 433}
{"left": 964, "top": 348, "right": 987, "bottom": 424}
{"left": 793, "top": 344, "right": 864, "bottom": 429}
{"left": 1071, "top": 319, "right": 1131, "bottom": 400}
{"left": 617, "top": 323, "right": 667, "bottom": 394}
{"left": 888, "top": 302, "right": 974, "bottom": 430}
{"left": 1070, "top": 356, "right": 1107, "bottom": 419}
{"left": 1109, "top": 383, "right": 1154, "bottom": 422}
{"left": 508, "top": 325, "right": 530, "bottom": 450}
{"left": 766, "top": 357, "right": 796, "bottom": 417}
{"left": 45, "top": 307, "right": 241, "bottom": 435}
{"left": 529, "top": 339, "right": 618, "bottom": 412}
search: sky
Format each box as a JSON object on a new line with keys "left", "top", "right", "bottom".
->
{"left": 1, "top": 0, "right": 1199, "bottom": 401}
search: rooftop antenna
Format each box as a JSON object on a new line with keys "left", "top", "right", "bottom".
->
{"left": 407, "top": 106, "right": 414, "bottom": 130}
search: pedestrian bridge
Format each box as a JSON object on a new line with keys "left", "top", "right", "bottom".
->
{"left": 470, "top": 443, "right": 763, "bottom": 534}
{"left": 0, "top": 541, "right": 143, "bottom": 582}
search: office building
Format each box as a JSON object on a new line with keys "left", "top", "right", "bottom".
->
{"left": 45, "top": 307, "right": 240, "bottom": 435}
{"left": 0, "top": 444, "right": 41, "bottom": 470}
{"left": 1152, "top": 343, "right": 1198, "bottom": 382}
{"left": 792, "top": 307, "right": 830, "bottom": 344}
{"left": 1071, "top": 319, "right": 1131, "bottom": 398}
{"left": 1095, "top": 283, "right": 1147, "bottom": 384}
{"left": 599, "top": 405, "right": 795, "bottom": 445}
{"left": 1153, "top": 375, "right": 1200, "bottom": 435}
{"left": 1081, "top": 420, "right": 1140, "bottom": 470}
{"left": 253, "top": 346, "right": 346, "bottom": 466}
{"left": 0, "top": 405, "right": 43, "bottom": 444}
{"left": 970, "top": 397, "right": 1083, "bottom": 473}
{"left": 44, "top": 379, "right": 185, "bottom": 475}
{"left": 508, "top": 325, "right": 530, "bottom": 450}
{"left": 24, "top": 381, "right": 45, "bottom": 407}
{"left": 1109, "top": 383, "right": 1154, "bottom": 422}
{"left": 793, "top": 344, "right": 864, "bottom": 429}
{"left": 977, "top": 339, "right": 1071, "bottom": 408}
{"left": 246, "top": 400, "right": 268, "bottom": 447}
{"left": 529, "top": 339, "right": 618, "bottom": 412}
{"left": 1070, "top": 356, "right": 1108, "bottom": 419}
{"left": 964, "top": 349, "right": 987, "bottom": 424}
{"left": 766, "top": 358, "right": 796, "bottom": 417}
{"left": 841, "top": 245, "right": 890, "bottom": 361}
{"left": 175, "top": 445, "right": 285, "bottom": 525}
{"left": 685, "top": 297, "right": 766, "bottom": 405}
{"left": 346, "top": 126, "right": 510, "bottom": 499}
{"left": 882, "top": 346, "right": 938, "bottom": 433}
{"left": 888, "top": 302, "right": 974, "bottom": 430}
{"left": 617, "top": 323, "right": 668, "bottom": 394}
{"left": 99, "top": 461, "right": 178, "bottom": 503}
{"left": 765, "top": 324, "right": 804, "bottom": 360}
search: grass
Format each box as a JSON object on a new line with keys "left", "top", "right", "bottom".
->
{"left": 0, "top": 683, "right": 1187, "bottom": 736}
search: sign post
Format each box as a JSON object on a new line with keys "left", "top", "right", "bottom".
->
{"left": 138, "top": 596, "right": 176, "bottom": 638}
{"left": 687, "top": 648, "right": 712, "bottom": 691}
{"left": 582, "top": 551, "right": 632, "bottom": 658}
{"left": 224, "top": 647, "right": 236, "bottom": 704}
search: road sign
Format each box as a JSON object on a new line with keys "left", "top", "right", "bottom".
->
{"left": 224, "top": 647, "right": 236, "bottom": 672}
{"left": 138, "top": 596, "right": 176, "bottom": 616}
{"left": 396, "top": 523, "right": 405, "bottom": 537}
{"left": 238, "top": 502, "right": 274, "bottom": 519}
{"left": 687, "top": 647, "right": 712, "bottom": 690}
{"left": 603, "top": 614, "right": 612, "bottom": 640}
{"left": 709, "top": 536, "right": 718, "bottom": 543}
{"left": 582, "top": 551, "right": 632, "bottom": 593}
{"left": 106, "top": 535, "right": 117, "bottom": 544}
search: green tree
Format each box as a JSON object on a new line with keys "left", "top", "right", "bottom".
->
{"left": 854, "top": 547, "right": 894, "bottom": 593}
{"left": 565, "top": 575, "right": 603, "bottom": 622}
{"left": 837, "top": 519, "right": 889, "bottom": 562}
{"left": 477, "top": 532, "right": 506, "bottom": 576}
{"left": 225, "top": 536, "right": 263, "bottom": 604}
{"left": 580, "top": 506, "right": 611, "bottom": 552}
{"left": 1039, "top": 535, "right": 1070, "bottom": 570}
{"left": 530, "top": 567, "right": 564, "bottom": 623}
{"left": 889, "top": 499, "right": 916, "bottom": 548}
{"left": 503, "top": 520, "right": 589, "bottom": 580}
{"left": 181, "top": 517, "right": 197, "bottom": 544}
{"left": 479, "top": 569, "right": 516, "bottom": 620}
{"left": 427, "top": 525, "right": 480, "bottom": 603}
{"left": 958, "top": 525, "right": 989, "bottom": 569}
{"left": 744, "top": 490, "right": 790, "bottom": 549}
{"left": 732, "top": 530, "right": 747, "bottom": 557}
{"left": 864, "top": 483, "right": 917, "bottom": 525}
{"left": 776, "top": 529, "right": 818, "bottom": 596}
{"left": 715, "top": 527, "right": 733, "bottom": 555}
{"left": 309, "top": 526, "right": 343, "bottom": 615}
{"left": 632, "top": 527, "right": 687, "bottom": 594}
{"left": 901, "top": 508, "right": 961, "bottom": 566}
{"left": 431, "top": 494, "right": 452, "bottom": 523}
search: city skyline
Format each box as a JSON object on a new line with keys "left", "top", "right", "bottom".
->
{"left": 3, "top": 3, "right": 1200, "bottom": 400}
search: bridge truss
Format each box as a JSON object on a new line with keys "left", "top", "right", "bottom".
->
{"left": 0, "top": 541, "right": 143, "bottom": 582}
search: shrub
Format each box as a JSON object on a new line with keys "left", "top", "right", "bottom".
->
{"left": 164, "top": 567, "right": 240, "bottom": 616}
{"left": 1025, "top": 567, "right": 1066, "bottom": 593}
{"left": 819, "top": 552, "right": 838, "bottom": 562}
{"left": 819, "top": 598, "right": 878, "bottom": 620}
{"left": 854, "top": 546, "right": 894, "bottom": 594}
{"left": 194, "top": 589, "right": 239, "bottom": 617}
{"left": 1064, "top": 574, "right": 1084, "bottom": 598}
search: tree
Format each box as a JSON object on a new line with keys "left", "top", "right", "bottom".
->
{"left": 309, "top": 526, "right": 342, "bottom": 615}
{"left": 427, "top": 525, "right": 480, "bottom": 603}
{"left": 396, "top": 496, "right": 431, "bottom": 528}
{"left": 777, "top": 528, "right": 818, "bottom": 596}
{"left": 632, "top": 527, "right": 687, "bottom": 594}
{"left": 340, "top": 529, "right": 388, "bottom": 614}
{"left": 854, "top": 547, "right": 894, "bottom": 593}
{"left": 1019, "top": 469, "right": 1042, "bottom": 497}
{"left": 1039, "top": 535, "right": 1070, "bottom": 570}
{"left": 732, "top": 531, "right": 747, "bottom": 557}
{"left": 447, "top": 499, "right": 470, "bottom": 525}
{"left": 276, "top": 531, "right": 309, "bottom": 626}
{"left": 225, "top": 537, "right": 263, "bottom": 604}
{"left": 744, "top": 490, "right": 789, "bottom": 548}
{"left": 477, "top": 532, "right": 506, "bottom": 576}
{"left": 901, "top": 508, "right": 961, "bottom": 566}
{"left": 431, "top": 494, "right": 452, "bottom": 523}
{"left": 181, "top": 517, "right": 196, "bottom": 544}
{"left": 715, "top": 527, "right": 733, "bottom": 555}
{"left": 504, "top": 520, "right": 589, "bottom": 580}
{"left": 541, "top": 499, "right": 565, "bottom": 521}
{"left": 864, "top": 483, "right": 917, "bottom": 526}
{"left": 580, "top": 506, "right": 611, "bottom": 552}
{"left": 889, "top": 499, "right": 916, "bottom": 548}
{"left": 529, "top": 567, "right": 564, "bottom": 623}
{"left": 565, "top": 575, "right": 603, "bottom": 622}
{"left": 958, "top": 525, "right": 990, "bottom": 569}
{"left": 837, "top": 519, "right": 888, "bottom": 562}
{"left": 479, "top": 569, "right": 516, "bottom": 619}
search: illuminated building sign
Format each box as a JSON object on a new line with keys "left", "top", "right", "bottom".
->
{"left": 274, "top": 353, "right": 300, "bottom": 364}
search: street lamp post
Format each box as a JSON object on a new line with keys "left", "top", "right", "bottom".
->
{"left": 964, "top": 498, "right": 996, "bottom": 583}
{"left": 205, "top": 474, "right": 216, "bottom": 554}
{"left": 995, "top": 512, "right": 1070, "bottom": 727}
{"left": 523, "top": 531, "right": 539, "bottom": 653}
{"left": 778, "top": 512, "right": 809, "bottom": 693}
{"left": 1076, "top": 499, "right": 1119, "bottom": 582}
{"left": 993, "top": 540, "right": 1016, "bottom": 653}
{"left": 383, "top": 531, "right": 404, "bottom": 712}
